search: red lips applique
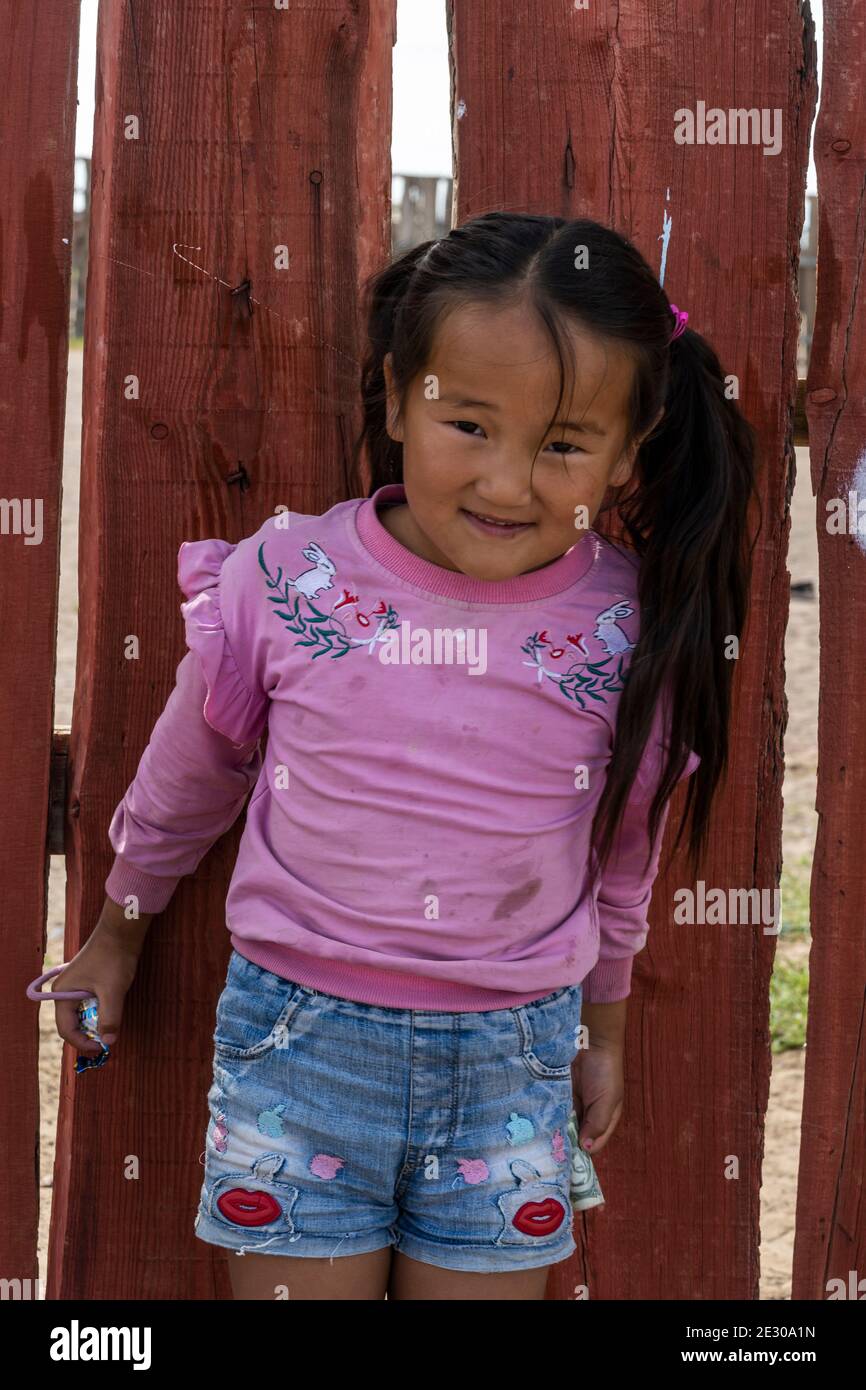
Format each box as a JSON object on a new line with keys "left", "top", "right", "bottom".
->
{"left": 511, "top": 1197, "right": 566, "bottom": 1237}
{"left": 216, "top": 1187, "right": 282, "bottom": 1227}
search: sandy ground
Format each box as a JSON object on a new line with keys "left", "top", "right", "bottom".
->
{"left": 38, "top": 348, "right": 817, "bottom": 1298}
{"left": 760, "top": 447, "right": 818, "bottom": 1300}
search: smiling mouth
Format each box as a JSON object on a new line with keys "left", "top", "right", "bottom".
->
{"left": 462, "top": 508, "right": 534, "bottom": 533}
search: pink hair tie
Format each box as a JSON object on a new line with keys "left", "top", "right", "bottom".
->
{"left": 670, "top": 304, "right": 689, "bottom": 340}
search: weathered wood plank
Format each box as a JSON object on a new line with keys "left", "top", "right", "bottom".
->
{"left": 52, "top": 0, "right": 395, "bottom": 1299}
{"left": 0, "top": 0, "right": 80, "bottom": 1295}
{"left": 794, "top": 0, "right": 866, "bottom": 1300}
{"left": 447, "top": 0, "right": 816, "bottom": 1298}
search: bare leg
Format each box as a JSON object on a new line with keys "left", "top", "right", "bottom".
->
{"left": 387, "top": 1250, "right": 553, "bottom": 1300}
{"left": 228, "top": 1246, "right": 393, "bottom": 1300}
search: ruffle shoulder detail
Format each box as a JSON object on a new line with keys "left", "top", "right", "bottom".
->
{"left": 177, "top": 538, "right": 268, "bottom": 748}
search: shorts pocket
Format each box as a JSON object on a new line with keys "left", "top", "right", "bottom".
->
{"left": 213, "top": 950, "right": 313, "bottom": 1060}
{"left": 515, "top": 984, "right": 582, "bottom": 1080}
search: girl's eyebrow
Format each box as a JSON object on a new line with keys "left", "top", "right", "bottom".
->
{"left": 438, "top": 394, "right": 498, "bottom": 410}
{"left": 554, "top": 417, "right": 607, "bottom": 438}
{"left": 438, "top": 394, "right": 607, "bottom": 438}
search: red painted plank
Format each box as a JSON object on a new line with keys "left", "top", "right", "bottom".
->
{"left": 795, "top": 0, "right": 866, "bottom": 1300}
{"left": 447, "top": 0, "right": 815, "bottom": 1298}
{"left": 51, "top": 0, "right": 395, "bottom": 1298}
{"left": 0, "top": 0, "right": 80, "bottom": 1294}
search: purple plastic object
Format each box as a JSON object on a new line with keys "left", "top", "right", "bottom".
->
{"left": 26, "top": 965, "right": 94, "bottom": 1002}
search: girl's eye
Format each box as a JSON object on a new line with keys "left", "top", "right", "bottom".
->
{"left": 446, "top": 421, "right": 585, "bottom": 455}
{"left": 546, "top": 441, "right": 584, "bottom": 456}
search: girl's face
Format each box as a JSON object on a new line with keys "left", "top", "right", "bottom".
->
{"left": 381, "top": 297, "right": 661, "bottom": 580}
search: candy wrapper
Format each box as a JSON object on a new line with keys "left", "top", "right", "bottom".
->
{"left": 74, "top": 995, "right": 111, "bottom": 1073}
{"left": 567, "top": 1107, "right": 605, "bottom": 1211}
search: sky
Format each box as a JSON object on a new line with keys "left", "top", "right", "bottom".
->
{"left": 75, "top": 0, "right": 822, "bottom": 193}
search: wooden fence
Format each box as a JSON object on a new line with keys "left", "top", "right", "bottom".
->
{"left": 67, "top": 162, "right": 819, "bottom": 369}
{"left": 3, "top": 0, "right": 860, "bottom": 1301}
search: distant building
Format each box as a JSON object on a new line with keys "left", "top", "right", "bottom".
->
{"left": 391, "top": 174, "right": 453, "bottom": 253}
{"left": 69, "top": 157, "right": 91, "bottom": 339}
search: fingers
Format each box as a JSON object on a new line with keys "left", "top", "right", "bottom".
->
{"left": 55, "top": 997, "right": 120, "bottom": 1054}
{"left": 54, "top": 998, "right": 104, "bottom": 1054}
{"left": 578, "top": 1126, "right": 606, "bottom": 1156}
{"left": 577, "top": 1103, "right": 622, "bottom": 1156}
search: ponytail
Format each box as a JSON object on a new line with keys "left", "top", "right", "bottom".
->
{"left": 589, "top": 322, "right": 761, "bottom": 888}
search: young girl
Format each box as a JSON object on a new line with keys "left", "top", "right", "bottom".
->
{"left": 54, "top": 212, "right": 758, "bottom": 1301}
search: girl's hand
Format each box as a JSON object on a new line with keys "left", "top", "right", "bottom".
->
{"left": 572, "top": 1037, "right": 624, "bottom": 1157}
{"left": 52, "top": 899, "right": 150, "bottom": 1057}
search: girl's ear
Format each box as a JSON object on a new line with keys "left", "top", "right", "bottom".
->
{"left": 382, "top": 352, "right": 404, "bottom": 443}
{"left": 610, "top": 443, "right": 638, "bottom": 488}
{"left": 644, "top": 406, "right": 665, "bottom": 441}
{"left": 611, "top": 407, "right": 665, "bottom": 486}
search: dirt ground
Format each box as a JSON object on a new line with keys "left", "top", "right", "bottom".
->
{"left": 38, "top": 348, "right": 817, "bottom": 1298}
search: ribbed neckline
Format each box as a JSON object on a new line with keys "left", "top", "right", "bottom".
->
{"left": 354, "top": 483, "right": 599, "bottom": 604}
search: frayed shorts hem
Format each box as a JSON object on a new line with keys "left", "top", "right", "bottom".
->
{"left": 194, "top": 1216, "right": 393, "bottom": 1261}
{"left": 194, "top": 1215, "right": 576, "bottom": 1273}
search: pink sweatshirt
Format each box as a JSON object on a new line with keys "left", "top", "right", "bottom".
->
{"left": 105, "top": 482, "right": 699, "bottom": 1010}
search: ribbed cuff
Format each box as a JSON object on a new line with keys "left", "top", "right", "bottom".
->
{"left": 104, "top": 857, "right": 181, "bottom": 915}
{"left": 581, "top": 954, "right": 634, "bottom": 1004}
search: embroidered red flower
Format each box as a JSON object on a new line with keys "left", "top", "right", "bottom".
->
{"left": 356, "top": 599, "right": 389, "bottom": 627}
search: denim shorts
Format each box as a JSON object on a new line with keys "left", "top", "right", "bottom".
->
{"left": 194, "top": 949, "right": 584, "bottom": 1273}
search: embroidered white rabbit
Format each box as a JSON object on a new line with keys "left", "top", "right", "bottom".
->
{"left": 287, "top": 542, "right": 337, "bottom": 598}
{"left": 592, "top": 600, "right": 636, "bottom": 656}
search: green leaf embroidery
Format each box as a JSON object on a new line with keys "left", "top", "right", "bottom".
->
{"left": 520, "top": 633, "right": 629, "bottom": 710}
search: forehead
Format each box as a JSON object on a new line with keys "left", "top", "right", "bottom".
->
{"left": 426, "top": 298, "right": 636, "bottom": 426}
